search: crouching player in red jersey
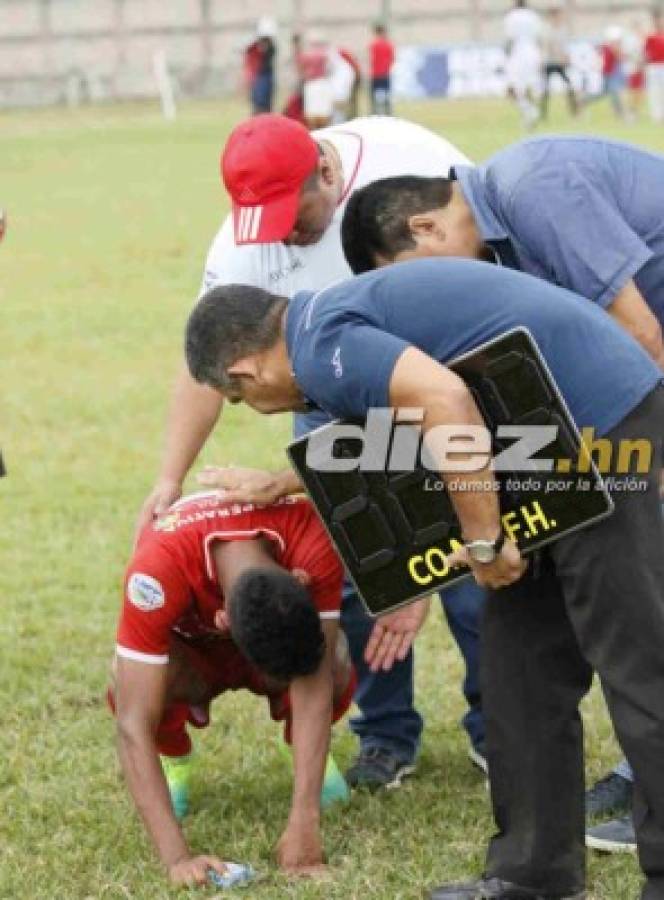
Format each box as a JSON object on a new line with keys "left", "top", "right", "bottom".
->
{"left": 109, "top": 492, "right": 355, "bottom": 886}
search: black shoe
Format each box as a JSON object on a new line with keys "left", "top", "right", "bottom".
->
{"left": 345, "top": 747, "right": 415, "bottom": 791}
{"left": 585, "top": 772, "right": 633, "bottom": 819}
{"left": 427, "top": 877, "right": 586, "bottom": 899}
{"left": 468, "top": 739, "right": 488, "bottom": 774}
{"left": 585, "top": 816, "right": 636, "bottom": 854}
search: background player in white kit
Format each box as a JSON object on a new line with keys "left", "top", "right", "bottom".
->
{"left": 136, "top": 113, "right": 490, "bottom": 791}
{"left": 503, "top": 0, "right": 544, "bottom": 130}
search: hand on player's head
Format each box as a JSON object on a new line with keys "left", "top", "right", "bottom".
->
{"left": 228, "top": 566, "right": 324, "bottom": 681}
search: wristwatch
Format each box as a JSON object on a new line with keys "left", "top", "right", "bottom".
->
{"left": 465, "top": 532, "right": 506, "bottom": 564}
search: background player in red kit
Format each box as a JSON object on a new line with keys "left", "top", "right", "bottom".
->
{"left": 645, "top": 8, "right": 664, "bottom": 122}
{"left": 369, "top": 22, "right": 395, "bottom": 115}
{"left": 110, "top": 493, "right": 355, "bottom": 887}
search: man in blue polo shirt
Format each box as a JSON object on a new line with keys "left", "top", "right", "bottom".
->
{"left": 342, "top": 134, "right": 664, "bottom": 843}
{"left": 185, "top": 257, "right": 664, "bottom": 900}
{"left": 341, "top": 136, "right": 664, "bottom": 368}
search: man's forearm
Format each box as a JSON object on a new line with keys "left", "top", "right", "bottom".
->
{"left": 390, "top": 349, "right": 502, "bottom": 541}
{"left": 158, "top": 363, "right": 224, "bottom": 485}
{"left": 423, "top": 390, "right": 501, "bottom": 540}
{"left": 117, "top": 726, "right": 190, "bottom": 868}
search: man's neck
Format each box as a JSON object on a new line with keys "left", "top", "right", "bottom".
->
{"left": 214, "top": 538, "right": 274, "bottom": 598}
{"left": 448, "top": 182, "right": 485, "bottom": 259}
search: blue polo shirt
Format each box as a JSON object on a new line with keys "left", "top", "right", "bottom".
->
{"left": 454, "top": 137, "right": 664, "bottom": 327}
{"left": 286, "top": 258, "right": 661, "bottom": 436}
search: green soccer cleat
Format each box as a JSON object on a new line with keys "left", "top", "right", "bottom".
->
{"left": 321, "top": 752, "right": 351, "bottom": 808}
{"left": 277, "top": 740, "right": 350, "bottom": 808}
{"left": 160, "top": 753, "right": 193, "bottom": 821}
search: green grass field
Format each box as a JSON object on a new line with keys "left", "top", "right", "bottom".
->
{"left": 3, "top": 94, "right": 663, "bottom": 900}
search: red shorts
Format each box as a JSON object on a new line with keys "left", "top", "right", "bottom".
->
{"left": 110, "top": 634, "right": 356, "bottom": 750}
{"left": 629, "top": 70, "right": 645, "bottom": 91}
{"left": 177, "top": 634, "right": 356, "bottom": 741}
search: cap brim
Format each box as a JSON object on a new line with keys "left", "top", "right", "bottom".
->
{"left": 232, "top": 190, "right": 300, "bottom": 245}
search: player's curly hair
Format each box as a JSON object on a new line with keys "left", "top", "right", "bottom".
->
{"left": 227, "top": 567, "right": 324, "bottom": 681}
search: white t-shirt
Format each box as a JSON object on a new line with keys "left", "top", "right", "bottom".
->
{"left": 199, "top": 117, "right": 471, "bottom": 298}
{"left": 504, "top": 7, "right": 543, "bottom": 51}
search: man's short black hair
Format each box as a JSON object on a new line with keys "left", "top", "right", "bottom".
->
{"left": 341, "top": 175, "right": 453, "bottom": 274}
{"left": 185, "top": 284, "right": 287, "bottom": 393}
{"left": 227, "top": 567, "right": 325, "bottom": 681}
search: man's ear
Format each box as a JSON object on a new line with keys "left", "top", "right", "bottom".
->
{"left": 319, "top": 155, "right": 335, "bottom": 187}
{"left": 226, "top": 355, "right": 259, "bottom": 378}
{"left": 408, "top": 212, "right": 444, "bottom": 240}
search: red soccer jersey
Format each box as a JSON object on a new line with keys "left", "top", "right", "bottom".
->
{"left": 298, "top": 48, "right": 329, "bottom": 82}
{"left": 601, "top": 44, "right": 620, "bottom": 77}
{"left": 645, "top": 32, "right": 664, "bottom": 64}
{"left": 370, "top": 37, "right": 395, "bottom": 79}
{"left": 116, "top": 494, "right": 343, "bottom": 664}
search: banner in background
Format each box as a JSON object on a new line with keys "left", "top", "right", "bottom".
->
{"left": 393, "top": 41, "right": 604, "bottom": 99}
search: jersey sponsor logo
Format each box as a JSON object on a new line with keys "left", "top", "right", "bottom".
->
{"left": 154, "top": 511, "right": 181, "bottom": 532}
{"left": 332, "top": 346, "right": 343, "bottom": 378}
{"left": 268, "top": 257, "right": 304, "bottom": 284}
{"left": 127, "top": 573, "right": 165, "bottom": 612}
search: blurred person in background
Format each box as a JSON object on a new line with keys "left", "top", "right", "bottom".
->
{"left": 329, "top": 45, "right": 358, "bottom": 124}
{"left": 282, "top": 33, "right": 305, "bottom": 123}
{"left": 503, "top": 0, "right": 544, "bottom": 130}
{"left": 644, "top": 7, "right": 664, "bottom": 122}
{"left": 298, "top": 32, "right": 334, "bottom": 129}
{"left": 369, "top": 22, "right": 395, "bottom": 115}
{"left": 338, "top": 48, "right": 362, "bottom": 120}
{"left": 587, "top": 26, "right": 628, "bottom": 119}
{"left": 540, "top": 6, "right": 578, "bottom": 119}
{"left": 244, "top": 17, "right": 277, "bottom": 115}
{"left": 622, "top": 19, "right": 647, "bottom": 119}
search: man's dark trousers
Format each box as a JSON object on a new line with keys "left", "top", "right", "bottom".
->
{"left": 481, "top": 386, "right": 664, "bottom": 899}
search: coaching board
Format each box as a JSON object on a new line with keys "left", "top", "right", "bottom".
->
{"left": 288, "top": 328, "right": 613, "bottom": 616}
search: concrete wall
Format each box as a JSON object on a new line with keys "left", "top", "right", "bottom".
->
{"left": 0, "top": 0, "right": 657, "bottom": 107}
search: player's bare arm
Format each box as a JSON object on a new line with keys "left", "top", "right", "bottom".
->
{"left": 197, "top": 464, "right": 303, "bottom": 504}
{"left": 389, "top": 347, "right": 527, "bottom": 590}
{"left": 114, "top": 655, "right": 228, "bottom": 886}
{"left": 608, "top": 279, "right": 664, "bottom": 370}
{"left": 135, "top": 363, "right": 224, "bottom": 541}
{"left": 276, "top": 618, "right": 337, "bottom": 875}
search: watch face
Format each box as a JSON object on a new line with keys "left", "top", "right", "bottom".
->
{"left": 468, "top": 543, "right": 496, "bottom": 564}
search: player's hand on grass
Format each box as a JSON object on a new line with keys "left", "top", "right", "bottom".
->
{"left": 445, "top": 541, "right": 527, "bottom": 589}
{"left": 365, "top": 597, "right": 431, "bottom": 672}
{"left": 197, "top": 465, "right": 283, "bottom": 505}
{"left": 167, "top": 854, "right": 227, "bottom": 886}
{"left": 134, "top": 479, "right": 182, "bottom": 547}
{"left": 275, "top": 823, "right": 327, "bottom": 876}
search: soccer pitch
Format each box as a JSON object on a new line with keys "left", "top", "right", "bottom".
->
{"left": 2, "top": 96, "right": 662, "bottom": 899}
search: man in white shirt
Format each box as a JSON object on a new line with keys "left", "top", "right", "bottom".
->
{"left": 136, "top": 113, "right": 488, "bottom": 790}
{"left": 503, "top": 0, "right": 544, "bottom": 129}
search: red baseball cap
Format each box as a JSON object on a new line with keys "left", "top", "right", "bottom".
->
{"left": 221, "top": 114, "right": 319, "bottom": 245}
